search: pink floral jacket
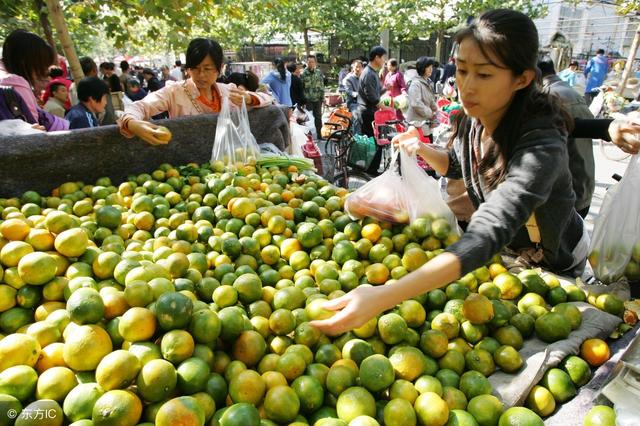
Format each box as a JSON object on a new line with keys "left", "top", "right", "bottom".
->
{"left": 119, "top": 78, "right": 273, "bottom": 137}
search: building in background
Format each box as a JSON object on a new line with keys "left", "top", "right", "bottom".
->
{"left": 534, "top": 1, "right": 639, "bottom": 61}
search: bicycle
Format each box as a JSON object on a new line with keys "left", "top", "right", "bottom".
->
{"left": 322, "top": 113, "right": 371, "bottom": 190}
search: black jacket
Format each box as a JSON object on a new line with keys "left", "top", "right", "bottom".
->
{"left": 357, "top": 65, "right": 382, "bottom": 110}
{"left": 290, "top": 74, "right": 306, "bottom": 107}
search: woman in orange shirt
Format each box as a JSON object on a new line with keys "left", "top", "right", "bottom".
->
{"left": 119, "top": 38, "right": 273, "bottom": 145}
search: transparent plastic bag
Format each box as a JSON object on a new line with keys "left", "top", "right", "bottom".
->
{"left": 589, "top": 155, "right": 640, "bottom": 283}
{"left": 345, "top": 150, "right": 411, "bottom": 223}
{"left": 400, "top": 149, "right": 458, "bottom": 231}
{"left": 236, "top": 97, "right": 261, "bottom": 163}
{"left": 211, "top": 96, "right": 244, "bottom": 168}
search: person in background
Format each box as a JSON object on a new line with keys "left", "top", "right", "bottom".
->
{"left": 538, "top": 58, "right": 595, "bottom": 218}
{"left": 142, "top": 68, "right": 162, "bottom": 92}
{"left": 0, "top": 29, "right": 68, "bottom": 131}
{"left": 337, "top": 64, "right": 350, "bottom": 92}
{"left": 124, "top": 78, "right": 147, "bottom": 102}
{"left": 225, "top": 71, "right": 263, "bottom": 93}
{"left": 119, "top": 60, "right": 132, "bottom": 89}
{"left": 383, "top": 58, "right": 407, "bottom": 98}
{"left": 559, "top": 61, "right": 579, "bottom": 88}
{"left": 343, "top": 59, "right": 363, "bottom": 134}
{"left": 170, "top": 60, "right": 184, "bottom": 81}
{"left": 160, "top": 65, "right": 175, "bottom": 87}
{"left": 118, "top": 38, "right": 272, "bottom": 145}
{"left": 72, "top": 57, "right": 117, "bottom": 125}
{"left": 343, "top": 59, "right": 363, "bottom": 115}
{"left": 441, "top": 57, "right": 457, "bottom": 84}
{"left": 42, "top": 66, "right": 71, "bottom": 110}
{"left": 405, "top": 56, "right": 437, "bottom": 141}
{"left": 287, "top": 62, "right": 306, "bottom": 107}
{"left": 357, "top": 46, "right": 386, "bottom": 139}
{"left": 430, "top": 61, "right": 442, "bottom": 91}
{"left": 100, "top": 62, "right": 123, "bottom": 93}
{"left": 404, "top": 65, "right": 418, "bottom": 83}
{"left": 261, "top": 57, "right": 292, "bottom": 106}
{"left": 584, "top": 49, "right": 609, "bottom": 104}
{"left": 43, "top": 82, "right": 68, "bottom": 118}
{"left": 301, "top": 55, "right": 325, "bottom": 140}
{"left": 357, "top": 46, "right": 387, "bottom": 174}
{"left": 66, "top": 76, "right": 109, "bottom": 129}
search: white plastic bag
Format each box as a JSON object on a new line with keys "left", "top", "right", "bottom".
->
{"left": 211, "top": 96, "right": 244, "bottom": 168}
{"left": 345, "top": 150, "right": 411, "bottom": 223}
{"left": 236, "top": 97, "right": 261, "bottom": 162}
{"left": 589, "top": 155, "right": 640, "bottom": 283}
{"left": 400, "top": 149, "right": 458, "bottom": 231}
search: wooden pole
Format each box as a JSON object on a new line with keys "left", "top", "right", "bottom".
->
{"left": 45, "top": 0, "right": 83, "bottom": 81}
{"left": 618, "top": 22, "right": 640, "bottom": 96}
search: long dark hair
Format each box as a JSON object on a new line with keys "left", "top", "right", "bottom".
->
{"left": 2, "top": 29, "right": 55, "bottom": 87}
{"left": 450, "top": 9, "right": 572, "bottom": 189}
{"left": 274, "top": 57, "right": 286, "bottom": 81}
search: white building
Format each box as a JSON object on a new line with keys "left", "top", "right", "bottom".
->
{"left": 534, "top": 0, "right": 639, "bottom": 58}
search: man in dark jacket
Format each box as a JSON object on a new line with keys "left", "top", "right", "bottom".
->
{"left": 287, "top": 62, "right": 306, "bottom": 107}
{"left": 357, "top": 46, "right": 386, "bottom": 174}
{"left": 538, "top": 58, "right": 595, "bottom": 218}
{"left": 357, "top": 46, "right": 386, "bottom": 138}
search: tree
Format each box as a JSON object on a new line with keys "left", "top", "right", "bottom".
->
{"left": 364, "top": 0, "right": 547, "bottom": 61}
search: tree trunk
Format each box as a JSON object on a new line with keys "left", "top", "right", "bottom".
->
{"left": 251, "top": 39, "right": 257, "bottom": 62}
{"left": 45, "top": 0, "right": 83, "bottom": 81}
{"left": 619, "top": 22, "right": 640, "bottom": 96}
{"left": 435, "top": 29, "right": 444, "bottom": 63}
{"left": 33, "top": 0, "right": 57, "bottom": 63}
{"left": 303, "top": 27, "right": 311, "bottom": 58}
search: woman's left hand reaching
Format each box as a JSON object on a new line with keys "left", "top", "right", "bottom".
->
{"left": 229, "top": 87, "right": 252, "bottom": 107}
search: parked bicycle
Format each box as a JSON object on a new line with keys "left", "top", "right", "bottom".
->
{"left": 323, "top": 107, "right": 433, "bottom": 190}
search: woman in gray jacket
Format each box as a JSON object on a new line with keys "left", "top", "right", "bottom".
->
{"left": 405, "top": 56, "right": 438, "bottom": 140}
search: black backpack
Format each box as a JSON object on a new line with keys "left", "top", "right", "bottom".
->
{"left": 0, "top": 85, "right": 35, "bottom": 123}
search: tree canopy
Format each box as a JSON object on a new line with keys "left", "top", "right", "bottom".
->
{"left": 1, "top": 0, "right": 637, "bottom": 61}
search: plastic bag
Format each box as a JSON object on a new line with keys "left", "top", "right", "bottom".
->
{"left": 345, "top": 150, "right": 411, "bottom": 223}
{"left": 236, "top": 97, "right": 261, "bottom": 162}
{"left": 399, "top": 148, "right": 457, "bottom": 230}
{"left": 211, "top": 96, "right": 244, "bottom": 167}
{"left": 589, "top": 155, "right": 640, "bottom": 283}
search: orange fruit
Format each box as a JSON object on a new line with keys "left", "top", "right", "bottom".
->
{"left": 361, "top": 224, "right": 382, "bottom": 243}
{"left": 364, "top": 263, "right": 389, "bottom": 285}
{"left": 580, "top": 338, "right": 610, "bottom": 367}
{"left": 0, "top": 218, "right": 30, "bottom": 241}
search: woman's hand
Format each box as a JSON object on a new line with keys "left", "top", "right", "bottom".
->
{"left": 392, "top": 126, "right": 428, "bottom": 158}
{"left": 127, "top": 120, "right": 172, "bottom": 145}
{"left": 309, "top": 286, "right": 387, "bottom": 336}
{"left": 608, "top": 115, "right": 640, "bottom": 155}
{"left": 229, "top": 87, "right": 252, "bottom": 107}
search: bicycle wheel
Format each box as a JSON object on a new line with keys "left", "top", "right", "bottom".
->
{"left": 333, "top": 169, "right": 371, "bottom": 191}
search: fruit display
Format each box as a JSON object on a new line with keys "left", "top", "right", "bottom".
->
{"left": 0, "top": 160, "right": 630, "bottom": 426}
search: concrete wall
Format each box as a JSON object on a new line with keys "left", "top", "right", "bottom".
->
{"left": 0, "top": 106, "right": 290, "bottom": 197}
